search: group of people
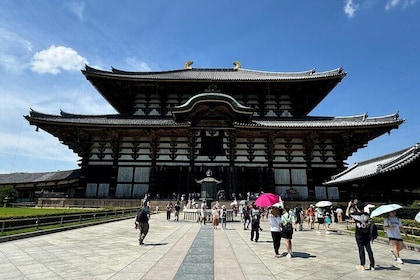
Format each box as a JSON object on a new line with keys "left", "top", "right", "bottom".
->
{"left": 165, "top": 201, "right": 181, "bottom": 221}
{"left": 134, "top": 197, "right": 409, "bottom": 271}
{"left": 345, "top": 199, "right": 408, "bottom": 270}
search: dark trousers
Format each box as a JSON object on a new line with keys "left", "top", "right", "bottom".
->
{"left": 271, "top": 231, "right": 282, "bottom": 255}
{"left": 251, "top": 222, "right": 260, "bottom": 241}
{"left": 355, "top": 234, "right": 375, "bottom": 267}
{"left": 166, "top": 211, "right": 171, "bottom": 220}
{"left": 138, "top": 222, "right": 149, "bottom": 243}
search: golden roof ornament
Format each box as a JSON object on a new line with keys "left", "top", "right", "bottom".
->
{"left": 233, "top": 61, "right": 241, "bottom": 70}
{"left": 184, "top": 61, "right": 193, "bottom": 69}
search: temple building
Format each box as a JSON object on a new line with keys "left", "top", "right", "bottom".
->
{"left": 22, "top": 61, "right": 404, "bottom": 201}
{"left": 324, "top": 143, "right": 420, "bottom": 203}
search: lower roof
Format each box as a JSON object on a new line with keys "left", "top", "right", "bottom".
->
{"left": 324, "top": 143, "right": 420, "bottom": 185}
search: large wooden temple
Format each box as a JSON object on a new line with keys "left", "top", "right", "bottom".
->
{"left": 24, "top": 61, "right": 404, "bottom": 201}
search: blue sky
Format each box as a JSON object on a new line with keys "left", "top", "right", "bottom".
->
{"left": 0, "top": 0, "right": 419, "bottom": 174}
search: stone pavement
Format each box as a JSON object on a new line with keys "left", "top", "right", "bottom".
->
{"left": 0, "top": 212, "right": 419, "bottom": 280}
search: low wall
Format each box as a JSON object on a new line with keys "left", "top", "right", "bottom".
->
{"left": 183, "top": 209, "right": 234, "bottom": 222}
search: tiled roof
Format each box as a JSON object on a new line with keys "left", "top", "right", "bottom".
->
{"left": 26, "top": 110, "right": 403, "bottom": 129}
{"left": 324, "top": 143, "right": 420, "bottom": 185}
{"left": 83, "top": 65, "right": 346, "bottom": 81}
{"left": 0, "top": 169, "right": 80, "bottom": 184}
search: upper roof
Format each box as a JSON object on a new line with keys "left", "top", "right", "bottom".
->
{"left": 324, "top": 143, "right": 420, "bottom": 185}
{"left": 82, "top": 64, "right": 346, "bottom": 116}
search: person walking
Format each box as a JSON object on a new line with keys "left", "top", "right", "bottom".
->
{"left": 281, "top": 207, "right": 295, "bottom": 258}
{"left": 315, "top": 207, "right": 328, "bottom": 233}
{"left": 220, "top": 205, "right": 227, "bottom": 230}
{"left": 384, "top": 210, "right": 408, "bottom": 264}
{"left": 212, "top": 205, "right": 220, "bottom": 229}
{"left": 306, "top": 204, "right": 315, "bottom": 229}
{"left": 135, "top": 204, "right": 151, "bottom": 245}
{"left": 269, "top": 206, "right": 283, "bottom": 257}
{"left": 347, "top": 206, "right": 375, "bottom": 271}
{"left": 250, "top": 203, "right": 261, "bottom": 242}
{"left": 242, "top": 202, "right": 251, "bottom": 230}
{"left": 335, "top": 207, "right": 344, "bottom": 224}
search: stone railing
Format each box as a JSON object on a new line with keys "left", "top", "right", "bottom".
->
{"left": 182, "top": 209, "right": 234, "bottom": 222}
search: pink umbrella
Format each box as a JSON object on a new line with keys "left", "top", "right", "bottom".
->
{"left": 255, "top": 193, "right": 281, "bottom": 207}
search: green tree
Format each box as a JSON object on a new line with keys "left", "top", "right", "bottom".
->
{"left": 0, "top": 185, "right": 18, "bottom": 206}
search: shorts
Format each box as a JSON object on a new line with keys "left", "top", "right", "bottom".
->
{"left": 389, "top": 237, "right": 403, "bottom": 242}
{"left": 317, "top": 217, "right": 325, "bottom": 224}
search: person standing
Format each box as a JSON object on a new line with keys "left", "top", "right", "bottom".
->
{"left": 250, "top": 203, "right": 261, "bottom": 242}
{"left": 135, "top": 204, "right": 151, "bottom": 245}
{"left": 166, "top": 202, "right": 173, "bottom": 221}
{"left": 269, "top": 206, "right": 283, "bottom": 257}
{"left": 384, "top": 210, "right": 408, "bottom": 264}
{"left": 200, "top": 200, "right": 207, "bottom": 225}
{"left": 347, "top": 207, "right": 375, "bottom": 271}
{"left": 281, "top": 207, "right": 295, "bottom": 258}
{"left": 174, "top": 201, "right": 181, "bottom": 221}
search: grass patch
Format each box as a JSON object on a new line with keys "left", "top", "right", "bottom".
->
{"left": 0, "top": 207, "right": 101, "bottom": 219}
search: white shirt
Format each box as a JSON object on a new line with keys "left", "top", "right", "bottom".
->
{"left": 269, "top": 214, "right": 282, "bottom": 232}
{"left": 384, "top": 216, "right": 403, "bottom": 239}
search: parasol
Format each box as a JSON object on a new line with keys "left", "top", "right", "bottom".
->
{"left": 415, "top": 211, "right": 420, "bottom": 223}
{"left": 230, "top": 200, "right": 238, "bottom": 206}
{"left": 315, "top": 201, "right": 332, "bottom": 207}
{"left": 363, "top": 204, "right": 375, "bottom": 214}
{"left": 255, "top": 193, "right": 281, "bottom": 207}
{"left": 272, "top": 202, "right": 284, "bottom": 208}
{"left": 370, "top": 204, "right": 402, "bottom": 218}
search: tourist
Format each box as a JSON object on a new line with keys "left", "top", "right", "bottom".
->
{"left": 212, "top": 206, "right": 219, "bottom": 229}
{"left": 250, "top": 203, "right": 261, "bottom": 242}
{"left": 200, "top": 200, "right": 207, "bottom": 225}
{"left": 384, "top": 210, "right": 408, "bottom": 264}
{"left": 281, "top": 206, "right": 295, "bottom": 258}
{"left": 166, "top": 202, "right": 173, "bottom": 220}
{"left": 346, "top": 203, "right": 375, "bottom": 271}
{"left": 315, "top": 207, "right": 328, "bottom": 233}
{"left": 174, "top": 201, "right": 181, "bottom": 221}
{"left": 335, "top": 206, "right": 344, "bottom": 224}
{"left": 220, "top": 205, "right": 227, "bottom": 230}
{"left": 135, "top": 204, "right": 150, "bottom": 245}
{"left": 242, "top": 202, "right": 251, "bottom": 230}
{"left": 306, "top": 204, "right": 315, "bottom": 229}
{"left": 269, "top": 206, "right": 282, "bottom": 257}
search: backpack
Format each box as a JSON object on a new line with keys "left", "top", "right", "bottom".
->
{"left": 369, "top": 222, "right": 378, "bottom": 242}
{"left": 136, "top": 208, "right": 148, "bottom": 223}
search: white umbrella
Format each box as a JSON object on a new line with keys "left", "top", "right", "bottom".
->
{"left": 272, "top": 202, "right": 284, "bottom": 208}
{"left": 230, "top": 201, "right": 238, "bottom": 206}
{"left": 315, "top": 201, "right": 332, "bottom": 207}
{"left": 370, "top": 204, "right": 402, "bottom": 218}
{"left": 363, "top": 204, "right": 375, "bottom": 214}
{"left": 415, "top": 211, "right": 420, "bottom": 223}
{"left": 239, "top": 200, "right": 247, "bottom": 205}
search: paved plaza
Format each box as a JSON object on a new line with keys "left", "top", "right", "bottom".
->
{"left": 0, "top": 212, "right": 419, "bottom": 279}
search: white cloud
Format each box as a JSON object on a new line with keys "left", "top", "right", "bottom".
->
{"left": 386, "top": 0, "right": 417, "bottom": 10}
{"left": 66, "top": 2, "right": 85, "bottom": 20}
{"left": 0, "top": 28, "right": 33, "bottom": 73}
{"left": 31, "top": 45, "right": 88, "bottom": 74}
{"left": 124, "top": 57, "right": 152, "bottom": 71}
{"left": 344, "top": 0, "right": 359, "bottom": 18}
